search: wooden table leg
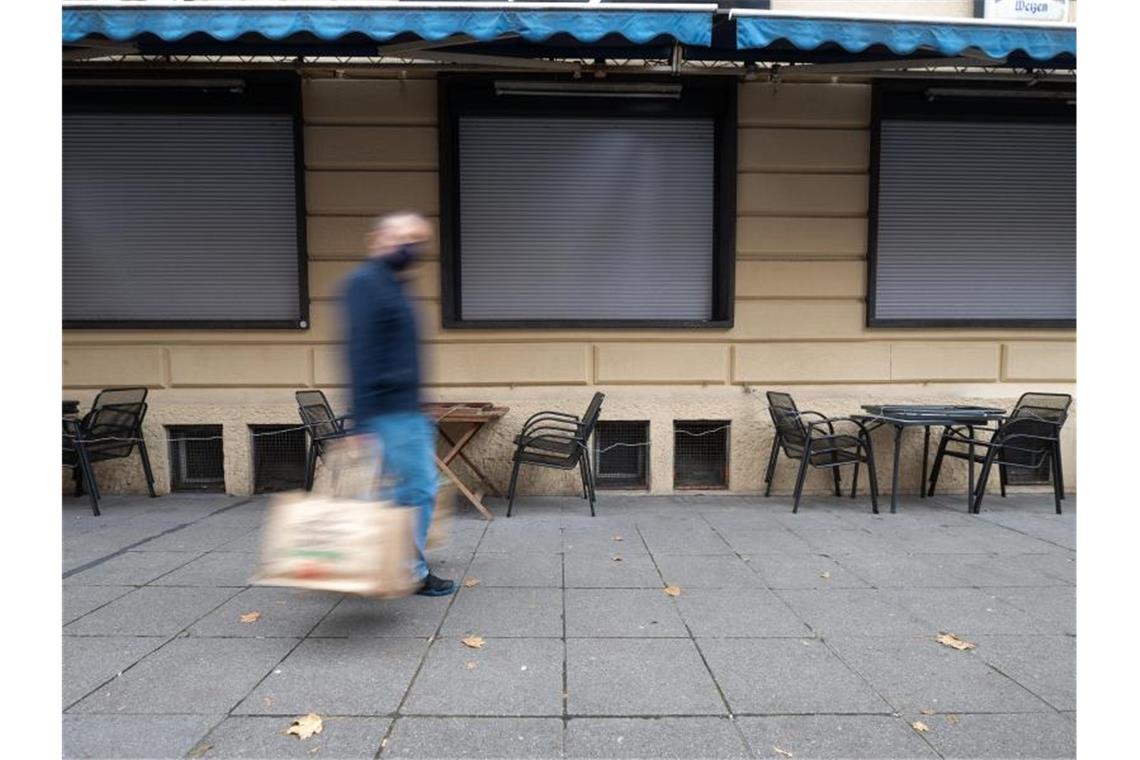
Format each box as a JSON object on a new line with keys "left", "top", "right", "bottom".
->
{"left": 439, "top": 425, "right": 503, "bottom": 497}
{"left": 435, "top": 455, "right": 494, "bottom": 521}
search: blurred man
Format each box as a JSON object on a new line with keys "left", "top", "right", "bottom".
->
{"left": 343, "top": 211, "right": 455, "bottom": 596}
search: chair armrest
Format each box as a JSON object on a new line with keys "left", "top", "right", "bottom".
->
{"left": 517, "top": 432, "right": 583, "bottom": 452}
{"left": 516, "top": 425, "right": 582, "bottom": 444}
{"left": 807, "top": 416, "right": 873, "bottom": 439}
{"left": 521, "top": 412, "right": 582, "bottom": 435}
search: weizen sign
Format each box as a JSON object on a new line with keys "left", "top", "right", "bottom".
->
{"left": 984, "top": 0, "right": 1070, "bottom": 22}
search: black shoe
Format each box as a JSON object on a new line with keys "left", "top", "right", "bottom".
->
{"left": 415, "top": 573, "right": 457, "bottom": 597}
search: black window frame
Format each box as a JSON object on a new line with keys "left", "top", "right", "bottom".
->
{"left": 62, "top": 70, "right": 309, "bottom": 330}
{"left": 438, "top": 74, "right": 737, "bottom": 329}
{"left": 866, "top": 80, "right": 1076, "bottom": 329}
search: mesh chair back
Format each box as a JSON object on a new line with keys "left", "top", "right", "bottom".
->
{"left": 1003, "top": 393, "right": 1072, "bottom": 484}
{"left": 296, "top": 390, "right": 345, "bottom": 442}
{"left": 83, "top": 388, "right": 148, "bottom": 459}
{"left": 581, "top": 393, "right": 605, "bottom": 434}
{"left": 766, "top": 391, "right": 807, "bottom": 455}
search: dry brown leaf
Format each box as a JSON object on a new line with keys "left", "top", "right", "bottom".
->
{"left": 612, "top": 535, "right": 624, "bottom": 542}
{"left": 239, "top": 611, "right": 262, "bottom": 624}
{"left": 461, "top": 635, "right": 486, "bottom": 649}
{"left": 818, "top": 571, "right": 831, "bottom": 580}
{"left": 947, "top": 714, "right": 959, "bottom": 726}
{"left": 664, "top": 585, "right": 682, "bottom": 597}
{"left": 920, "top": 709, "right": 935, "bottom": 715}
{"left": 772, "top": 746, "right": 794, "bottom": 758}
{"left": 187, "top": 742, "right": 213, "bottom": 758}
{"left": 465, "top": 661, "right": 478, "bottom": 670}
{"left": 463, "top": 578, "right": 481, "bottom": 588}
{"left": 286, "top": 713, "right": 323, "bottom": 741}
{"left": 911, "top": 721, "right": 930, "bottom": 734}
{"left": 612, "top": 555, "right": 623, "bottom": 562}
{"left": 936, "top": 633, "right": 976, "bottom": 651}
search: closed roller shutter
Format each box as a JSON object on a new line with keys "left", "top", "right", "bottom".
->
{"left": 63, "top": 111, "right": 301, "bottom": 325}
{"left": 458, "top": 116, "right": 714, "bottom": 321}
{"left": 872, "top": 119, "right": 1075, "bottom": 324}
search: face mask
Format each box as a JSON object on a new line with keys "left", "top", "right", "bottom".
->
{"left": 386, "top": 243, "right": 421, "bottom": 272}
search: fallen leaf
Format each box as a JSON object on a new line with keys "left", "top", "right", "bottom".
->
{"left": 461, "top": 635, "right": 486, "bottom": 649}
{"left": 920, "top": 709, "right": 935, "bottom": 715}
{"left": 664, "top": 585, "right": 682, "bottom": 597}
{"left": 772, "top": 746, "right": 794, "bottom": 758}
{"left": 239, "top": 611, "right": 262, "bottom": 624}
{"left": 947, "top": 714, "right": 959, "bottom": 726}
{"left": 262, "top": 696, "right": 275, "bottom": 709}
{"left": 818, "top": 570, "right": 831, "bottom": 580}
{"left": 465, "top": 661, "right": 478, "bottom": 670}
{"left": 612, "top": 535, "right": 624, "bottom": 542}
{"left": 187, "top": 742, "right": 213, "bottom": 758}
{"left": 911, "top": 721, "right": 930, "bottom": 733}
{"left": 286, "top": 713, "right": 323, "bottom": 740}
{"left": 612, "top": 555, "right": 623, "bottom": 562}
{"left": 463, "top": 578, "right": 480, "bottom": 588}
{"left": 936, "top": 633, "right": 976, "bottom": 651}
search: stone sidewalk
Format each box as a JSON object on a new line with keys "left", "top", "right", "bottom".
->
{"left": 63, "top": 492, "right": 1076, "bottom": 759}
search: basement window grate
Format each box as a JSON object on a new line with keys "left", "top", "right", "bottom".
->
{"left": 674, "top": 420, "right": 729, "bottom": 490}
{"left": 251, "top": 425, "right": 308, "bottom": 494}
{"left": 593, "top": 421, "right": 649, "bottom": 490}
{"left": 167, "top": 425, "right": 225, "bottom": 492}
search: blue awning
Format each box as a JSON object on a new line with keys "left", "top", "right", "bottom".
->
{"left": 734, "top": 13, "right": 1075, "bottom": 61}
{"left": 63, "top": 6, "right": 714, "bottom": 47}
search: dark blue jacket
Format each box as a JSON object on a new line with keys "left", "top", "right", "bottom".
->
{"left": 343, "top": 258, "right": 422, "bottom": 420}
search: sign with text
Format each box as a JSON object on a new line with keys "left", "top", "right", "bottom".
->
{"left": 984, "top": 0, "right": 1070, "bottom": 23}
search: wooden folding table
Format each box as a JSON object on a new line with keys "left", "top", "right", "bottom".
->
{"left": 423, "top": 402, "right": 509, "bottom": 520}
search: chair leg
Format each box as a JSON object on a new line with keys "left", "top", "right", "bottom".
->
{"left": 791, "top": 445, "right": 812, "bottom": 514}
{"left": 927, "top": 430, "right": 952, "bottom": 496}
{"left": 303, "top": 444, "right": 318, "bottom": 492}
{"left": 582, "top": 452, "right": 597, "bottom": 517}
{"left": 506, "top": 458, "right": 522, "bottom": 518}
{"left": 831, "top": 454, "right": 842, "bottom": 498}
{"left": 578, "top": 456, "right": 589, "bottom": 499}
{"left": 1051, "top": 453, "right": 1063, "bottom": 515}
{"left": 76, "top": 447, "right": 100, "bottom": 517}
{"left": 998, "top": 464, "right": 1008, "bottom": 498}
{"left": 137, "top": 439, "right": 158, "bottom": 498}
{"left": 850, "top": 461, "right": 860, "bottom": 499}
{"left": 764, "top": 438, "right": 780, "bottom": 497}
{"left": 73, "top": 467, "right": 84, "bottom": 497}
{"left": 972, "top": 451, "right": 998, "bottom": 515}
{"left": 1053, "top": 440, "right": 1066, "bottom": 500}
{"left": 862, "top": 437, "right": 880, "bottom": 515}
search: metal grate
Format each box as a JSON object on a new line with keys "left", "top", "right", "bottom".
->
{"left": 593, "top": 421, "right": 649, "bottom": 490}
{"left": 251, "top": 425, "right": 308, "bottom": 494}
{"left": 674, "top": 420, "right": 729, "bottom": 490}
{"left": 167, "top": 425, "right": 225, "bottom": 492}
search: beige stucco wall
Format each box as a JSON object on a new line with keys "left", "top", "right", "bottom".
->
{"left": 62, "top": 76, "right": 1077, "bottom": 499}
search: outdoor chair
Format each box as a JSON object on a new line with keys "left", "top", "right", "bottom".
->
{"left": 927, "top": 392, "right": 1072, "bottom": 514}
{"left": 763, "top": 391, "right": 880, "bottom": 513}
{"left": 63, "top": 387, "right": 157, "bottom": 516}
{"left": 506, "top": 392, "right": 605, "bottom": 518}
{"left": 295, "top": 390, "right": 354, "bottom": 491}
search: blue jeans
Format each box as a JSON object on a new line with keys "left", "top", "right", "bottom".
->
{"left": 362, "top": 412, "right": 437, "bottom": 582}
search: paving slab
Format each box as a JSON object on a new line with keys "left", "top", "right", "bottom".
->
{"left": 914, "top": 711, "right": 1076, "bottom": 759}
{"left": 566, "top": 717, "right": 750, "bottom": 759}
{"left": 440, "top": 586, "right": 563, "bottom": 637}
{"left": 565, "top": 588, "right": 687, "bottom": 637}
{"left": 189, "top": 586, "right": 341, "bottom": 637}
{"left": 831, "top": 553, "right": 971, "bottom": 588}
{"left": 152, "top": 551, "right": 260, "bottom": 587}
{"left": 738, "top": 715, "right": 939, "bottom": 759}
{"left": 745, "top": 553, "right": 871, "bottom": 589}
{"left": 63, "top": 714, "right": 223, "bottom": 760}
{"left": 135, "top": 525, "right": 257, "bottom": 553}
{"left": 793, "top": 528, "right": 902, "bottom": 555}
{"left": 403, "top": 637, "right": 564, "bottom": 716}
{"left": 972, "top": 634, "right": 1076, "bottom": 710}
{"left": 989, "top": 586, "right": 1076, "bottom": 635}
{"left": 827, "top": 636, "right": 1054, "bottom": 714}
{"left": 775, "top": 588, "right": 930, "bottom": 636}
{"left": 676, "top": 588, "right": 811, "bottom": 637}
{"left": 700, "top": 638, "right": 891, "bottom": 714}
{"left": 563, "top": 525, "right": 648, "bottom": 554}
{"left": 64, "top": 586, "right": 240, "bottom": 636}
{"left": 63, "top": 636, "right": 165, "bottom": 707}
{"left": 639, "top": 525, "right": 733, "bottom": 555}
{"left": 384, "top": 717, "right": 562, "bottom": 759}
{"left": 192, "top": 716, "right": 390, "bottom": 759}
{"left": 478, "top": 524, "right": 563, "bottom": 553}
{"left": 464, "top": 552, "right": 563, "bottom": 587}
{"left": 566, "top": 638, "right": 726, "bottom": 716}
{"left": 564, "top": 551, "right": 663, "bottom": 588}
{"left": 720, "top": 529, "right": 817, "bottom": 555}
{"left": 63, "top": 550, "right": 201, "bottom": 586}
{"left": 310, "top": 594, "right": 451, "bottom": 638}
{"left": 63, "top": 585, "right": 134, "bottom": 625}
{"left": 70, "top": 637, "right": 296, "bottom": 714}
{"left": 237, "top": 637, "right": 427, "bottom": 716}
{"left": 892, "top": 587, "right": 1055, "bottom": 635}
{"left": 654, "top": 554, "right": 765, "bottom": 589}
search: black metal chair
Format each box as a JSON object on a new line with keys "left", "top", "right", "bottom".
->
{"left": 928, "top": 392, "right": 1072, "bottom": 514}
{"left": 763, "top": 391, "right": 880, "bottom": 513}
{"left": 506, "top": 392, "right": 605, "bottom": 518}
{"left": 63, "top": 387, "right": 157, "bottom": 516}
{"left": 295, "top": 390, "right": 354, "bottom": 491}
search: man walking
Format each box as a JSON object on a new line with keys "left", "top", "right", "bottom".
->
{"left": 343, "top": 211, "right": 456, "bottom": 596}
